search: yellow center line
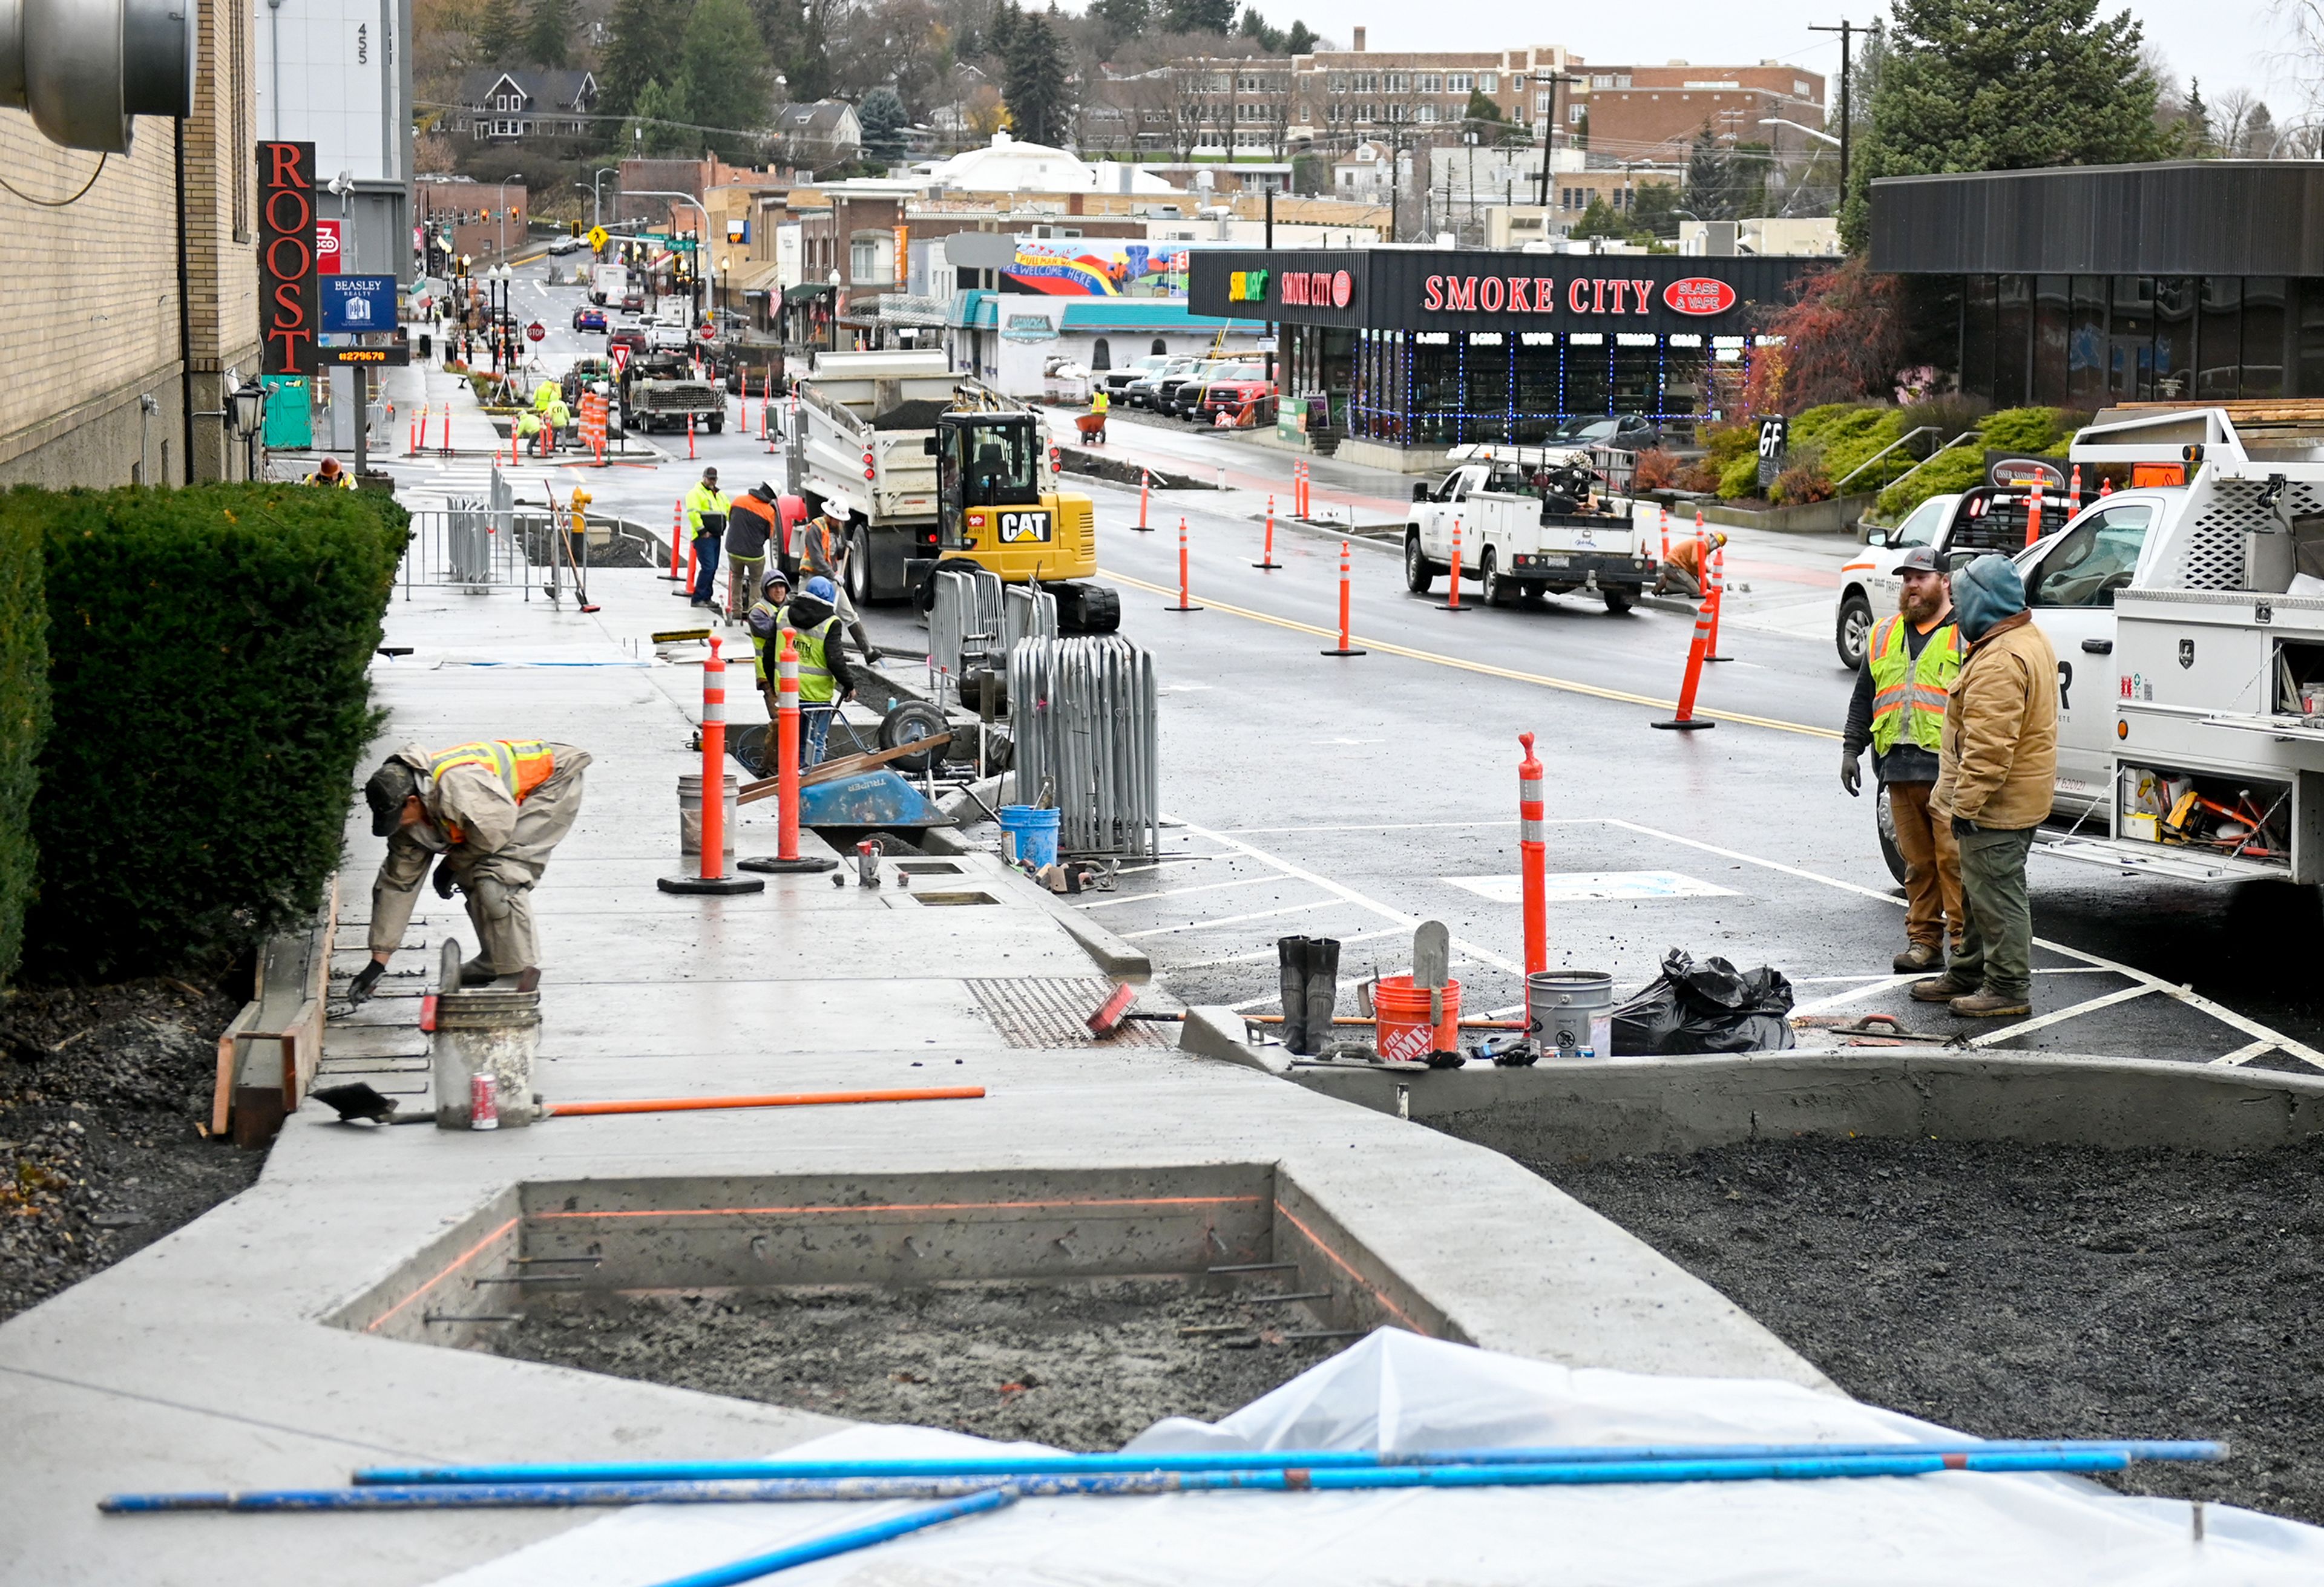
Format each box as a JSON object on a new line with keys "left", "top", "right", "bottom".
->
{"left": 1098, "top": 568, "right": 1840, "bottom": 739}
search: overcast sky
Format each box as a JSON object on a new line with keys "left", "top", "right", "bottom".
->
{"left": 1281, "top": 4, "right": 2288, "bottom": 120}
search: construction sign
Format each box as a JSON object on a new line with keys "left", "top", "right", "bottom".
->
{"left": 579, "top": 393, "right": 608, "bottom": 456}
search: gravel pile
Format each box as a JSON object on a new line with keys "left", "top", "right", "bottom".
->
{"left": 0, "top": 978, "right": 260, "bottom": 1323}
{"left": 1537, "top": 1135, "right": 2324, "bottom": 1523}
{"left": 495, "top": 1278, "right": 1345, "bottom": 1451}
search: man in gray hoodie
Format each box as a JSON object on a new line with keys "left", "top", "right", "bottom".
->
{"left": 1914, "top": 555, "right": 2059, "bottom": 1019}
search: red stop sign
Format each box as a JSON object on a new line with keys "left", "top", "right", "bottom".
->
{"left": 526, "top": 321, "right": 547, "bottom": 342}
{"left": 697, "top": 322, "right": 717, "bottom": 341}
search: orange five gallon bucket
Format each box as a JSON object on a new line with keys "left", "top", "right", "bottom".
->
{"left": 1373, "top": 973, "right": 1461, "bottom": 1064}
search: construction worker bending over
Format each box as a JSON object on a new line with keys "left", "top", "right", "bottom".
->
{"left": 801, "top": 509, "right": 882, "bottom": 664}
{"left": 1840, "top": 545, "right": 1966, "bottom": 974}
{"left": 684, "top": 466, "right": 729, "bottom": 608}
{"left": 726, "top": 483, "right": 781, "bottom": 621}
{"left": 1655, "top": 529, "right": 1725, "bottom": 598}
{"left": 350, "top": 739, "right": 592, "bottom": 1000}
{"left": 786, "top": 577, "right": 855, "bottom": 767}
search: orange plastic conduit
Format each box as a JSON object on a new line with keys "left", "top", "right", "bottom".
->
{"left": 545, "top": 1086, "right": 985, "bottom": 1118}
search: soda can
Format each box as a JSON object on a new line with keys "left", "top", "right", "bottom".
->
{"left": 468, "top": 1070, "right": 499, "bottom": 1131}
{"left": 856, "top": 838, "right": 879, "bottom": 887}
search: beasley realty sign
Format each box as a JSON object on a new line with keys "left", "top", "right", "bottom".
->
{"left": 1189, "top": 249, "right": 1815, "bottom": 333}
{"left": 321, "top": 273, "right": 397, "bottom": 333}
{"left": 259, "top": 140, "right": 318, "bottom": 375}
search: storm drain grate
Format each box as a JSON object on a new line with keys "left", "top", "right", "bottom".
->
{"left": 968, "top": 977, "right": 1175, "bottom": 1049}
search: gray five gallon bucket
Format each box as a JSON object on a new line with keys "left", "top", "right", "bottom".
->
{"left": 433, "top": 988, "right": 542, "bottom": 1127}
{"left": 1527, "top": 970, "right": 1614, "bottom": 1061}
{"left": 677, "top": 771, "right": 740, "bottom": 856}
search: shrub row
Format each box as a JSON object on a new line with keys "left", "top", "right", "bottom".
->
{"left": 0, "top": 517, "right": 48, "bottom": 986}
{"left": 2, "top": 485, "right": 405, "bottom": 983}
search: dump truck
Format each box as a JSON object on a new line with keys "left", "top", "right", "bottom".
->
{"left": 784, "top": 350, "right": 1120, "bottom": 632}
{"left": 1402, "top": 447, "right": 1654, "bottom": 612}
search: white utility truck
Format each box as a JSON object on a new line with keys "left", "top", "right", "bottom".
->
{"left": 588, "top": 262, "right": 627, "bottom": 306}
{"left": 1402, "top": 447, "right": 1655, "bottom": 612}
{"left": 1851, "top": 407, "right": 2324, "bottom": 888}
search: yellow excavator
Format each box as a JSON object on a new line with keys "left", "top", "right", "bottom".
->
{"left": 913, "top": 396, "right": 1121, "bottom": 634}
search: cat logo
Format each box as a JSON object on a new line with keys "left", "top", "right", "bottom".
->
{"left": 996, "top": 509, "right": 1052, "bottom": 544}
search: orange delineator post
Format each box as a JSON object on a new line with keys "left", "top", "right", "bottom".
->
{"left": 2024, "top": 485, "right": 2044, "bottom": 548}
{"left": 1658, "top": 503, "right": 1671, "bottom": 565}
{"left": 1137, "top": 470, "right": 1151, "bottom": 531}
{"left": 408, "top": 405, "right": 421, "bottom": 456}
{"left": 1321, "top": 540, "right": 1366, "bottom": 657}
{"left": 546, "top": 1085, "right": 986, "bottom": 1118}
{"left": 1255, "top": 494, "right": 1282, "bottom": 569}
{"left": 1442, "top": 515, "right": 1468, "bottom": 612}
{"left": 700, "top": 640, "right": 729, "bottom": 878}
{"left": 1166, "top": 517, "right": 1201, "bottom": 611}
{"left": 439, "top": 404, "right": 451, "bottom": 455}
{"left": 1704, "top": 541, "right": 1732, "bottom": 663}
{"left": 665, "top": 501, "right": 685, "bottom": 581}
{"left": 1650, "top": 597, "right": 1718, "bottom": 731}
{"left": 684, "top": 537, "right": 698, "bottom": 596}
{"left": 687, "top": 411, "right": 697, "bottom": 461}
{"left": 1517, "top": 731, "right": 1548, "bottom": 975}
{"left": 777, "top": 633, "right": 801, "bottom": 856}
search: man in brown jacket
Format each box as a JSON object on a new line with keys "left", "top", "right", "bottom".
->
{"left": 1912, "top": 554, "right": 2058, "bottom": 1018}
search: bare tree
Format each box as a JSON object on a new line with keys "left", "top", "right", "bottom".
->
{"left": 2208, "top": 87, "right": 2277, "bottom": 156}
{"left": 2270, "top": 1, "right": 2324, "bottom": 123}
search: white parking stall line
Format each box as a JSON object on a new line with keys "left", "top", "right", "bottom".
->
{"left": 2211, "top": 1040, "right": 2280, "bottom": 1067}
{"left": 1965, "top": 983, "right": 2160, "bottom": 1047}
{"left": 1171, "top": 924, "right": 1403, "bottom": 975}
{"left": 1790, "top": 976, "right": 1922, "bottom": 1016}
{"left": 1595, "top": 816, "right": 2324, "bottom": 1070}
{"left": 1074, "top": 874, "right": 1278, "bottom": 911}
{"left": 1222, "top": 820, "right": 1524, "bottom": 836}
{"left": 1115, "top": 898, "right": 1352, "bottom": 941}
{"left": 1165, "top": 815, "right": 1527, "bottom": 976}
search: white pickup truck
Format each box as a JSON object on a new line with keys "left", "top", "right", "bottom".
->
{"left": 1402, "top": 448, "right": 1655, "bottom": 612}
{"left": 1850, "top": 407, "right": 2324, "bottom": 887}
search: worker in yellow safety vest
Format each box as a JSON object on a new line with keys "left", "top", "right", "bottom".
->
{"left": 351, "top": 738, "right": 593, "bottom": 998}
{"left": 683, "top": 466, "right": 730, "bottom": 608}
{"left": 745, "top": 564, "right": 793, "bottom": 721}
{"left": 1839, "top": 545, "right": 1966, "bottom": 973}
{"left": 784, "top": 577, "right": 857, "bottom": 767}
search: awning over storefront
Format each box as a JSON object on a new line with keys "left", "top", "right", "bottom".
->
{"left": 783, "top": 281, "right": 836, "bottom": 304}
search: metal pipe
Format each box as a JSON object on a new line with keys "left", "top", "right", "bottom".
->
{"left": 544, "top": 1086, "right": 984, "bottom": 1118}
{"left": 647, "top": 1490, "right": 1016, "bottom": 1587}
{"left": 350, "top": 1439, "right": 2217, "bottom": 1490}
{"left": 105, "top": 1449, "right": 2171, "bottom": 1513}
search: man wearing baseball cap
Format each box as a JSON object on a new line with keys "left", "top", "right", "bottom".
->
{"left": 1839, "top": 545, "right": 1965, "bottom": 974}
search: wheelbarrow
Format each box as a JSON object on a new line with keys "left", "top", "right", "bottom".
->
{"left": 1074, "top": 411, "right": 1107, "bottom": 445}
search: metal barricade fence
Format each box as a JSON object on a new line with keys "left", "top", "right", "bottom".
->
{"left": 402, "top": 499, "right": 528, "bottom": 598}
{"left": 1003, "top": 584, "right": 1059, "bottom": 652}
{"left": 1006, "top": 636, "right": 1159, "bottom": 859}
{"left": 926, "top": 564, "right": 1005, "bottom": 693}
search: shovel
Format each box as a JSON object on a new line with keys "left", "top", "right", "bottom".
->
{"left": 1413, "top": 920, "right": 1449, "bottom": 1031}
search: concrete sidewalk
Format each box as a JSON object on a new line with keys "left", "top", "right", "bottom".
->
{"left": 0, "top": 548, "right": 1828, "bottom": 1584}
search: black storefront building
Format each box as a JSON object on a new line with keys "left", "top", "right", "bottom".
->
{"left": 1187, "top": 250, "right": 1829, "bottom": 466}
{"left": 1871, "top": 161, "right": 2324, "bottom": 408}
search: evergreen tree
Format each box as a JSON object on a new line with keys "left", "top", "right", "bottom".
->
{"left": 1282, "top": 19, "right": 1315, "bottom": 53}
{"left": 1685, "top": 126, "right": 1741, "bottom": 221}
{"left": 2179, "top": 76, "right": 2212, "bottom": 154}
{"left": 986, "top": 1, "right": 1020, "bottom": 64}
{"left": 524, "top": 0, "right": 574, "bottom": 67}
{"left": 1630, "top": 182, "right": 1683, "bottom": 238}
{"left": 600, "top": 0, "right": 685, "bottom": 120}
{"left": 476, "top": 0, "right": 522, "bottom": 60}
{"left": 1003, "top": 8, "right": 1068, "bottom": 145}
{"left": 1160, "top": 0, "right": 1234, "bottom": 35}
{"left": 626, "top": 77, "right": 687, "bottom": 153}
{"left": 1840, "top": 0, "right": 2164, "bottom": 250}
{"left": 676, "top": 0, "right": 770, "bottom": 159}
{"left": 859, "top": 85, "right": 910, "bottom": 163}
{"left": 1088, "top": 0, "right": 1147, "bottom": 41}
{"left": 1571, "top": 196, "right": 1625, "bottom": 238}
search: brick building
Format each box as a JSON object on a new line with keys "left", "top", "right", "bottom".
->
{"left": 0, "top": 0, "right": 258, "bottom": 486}
{"left": 416, "top": 178, "right": 530, "bottom": 270}
{"left": 1575, "top": 63, "right": 1827, "bottom": 165}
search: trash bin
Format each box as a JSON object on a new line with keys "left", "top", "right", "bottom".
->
{"left": 419, "top": 330, "right": 433, "bottom": 361}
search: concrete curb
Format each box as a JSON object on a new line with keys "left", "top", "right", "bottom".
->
{"left": 1289, "top": 1050, "right": 2324, "bottom": 1158}
{"left": 1178, "top": 1004, "right": 1291, "bottom": 1076}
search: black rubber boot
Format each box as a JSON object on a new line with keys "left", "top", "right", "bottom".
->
{"left": 1277, "top": 936, "right": 1311, "bottom": 1054}
{"left": 1302, "top": 938, "right": 1341, "bottom": 1056}
{"left": 459, "top": 957, "right": 496, "bottom": 987}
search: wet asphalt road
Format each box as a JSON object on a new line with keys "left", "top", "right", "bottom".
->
{"left": 387, "top": 278, "right": 2324, "bottom": 1068}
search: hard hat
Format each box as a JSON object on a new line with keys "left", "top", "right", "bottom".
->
{"left": 804, "top": 575, "right": 838, "bottom": 602}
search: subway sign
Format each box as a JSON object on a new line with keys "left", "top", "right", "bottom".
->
{"left": 1227, "top": 268, "right": 1270, "bottom": 303}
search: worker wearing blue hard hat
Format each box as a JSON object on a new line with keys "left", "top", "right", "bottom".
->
{"left": 781, "top": 575, "right": 855, "bottom": 767}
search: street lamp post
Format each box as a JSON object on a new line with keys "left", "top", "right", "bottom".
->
{"left": 827, "top": 267, "right": 841, "bottom": 351}
{"left": 719, "top": 255, "right": 730, "bottom": 322}
{"left": 590, "top": 166, "right": 617, "bottom": 229}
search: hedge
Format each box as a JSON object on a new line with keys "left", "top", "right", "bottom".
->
{"left": 11, "top": 485, "right": 406, "bottom": 981}
{"left": 1872, "top": 408, "right": 2083, "bottom": 522}
{"left": 0, "top": 517, "right": 48, "bottom": 987}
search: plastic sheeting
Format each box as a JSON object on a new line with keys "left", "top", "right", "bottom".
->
{"left": 435, "top": 1330, "right": 2324, "bottom": 1586}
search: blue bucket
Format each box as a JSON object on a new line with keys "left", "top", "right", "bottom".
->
{"left": 998, "top": 805, "right": 1061, "bottom": 869}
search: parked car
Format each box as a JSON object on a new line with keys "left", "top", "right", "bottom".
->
{"left": 1192, "top": 365, "right": 1275, "bottom": 424}
{"left": 1545, "top": 414, "right": 1661, "bottom": 451}
{"left": 1100, "top": 355, "right": 1170, "bottom": 400}
{"left": 1124, "top": 356, "right": 1203, "bottom": 409}
{"left": 607, "top": 324, "right": 649, "bottom": 359}
{"left": 1154, "top": 358, "right": 1236, "bottom": 417}
{"left": 547, "top": 236, "right": 583, "bottom": 255}
{"left": 572, "top": 306, "right": 607, "bottom": 333}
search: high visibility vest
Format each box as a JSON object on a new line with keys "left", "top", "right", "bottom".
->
{"left": 1868, "top": 615, "right": 1964, "bottom": 755}
{"left": 792, "top": 618, "right": 840, "bottom": 703}
{"left": 1092, "top": 390, "right": 1109, "bottom": 414}
{"left": 747, "top": 600, "right": 787, "bottom": 681}
{"left": 426, "top": 739, "right": 555, "bottom": 842}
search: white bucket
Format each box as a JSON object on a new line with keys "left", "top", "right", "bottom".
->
{"left": 677, "top": 771, "right": 740, "bottom": 856}
{"left": 1527, "top": 970, "right": 1615, "bottom": 1060}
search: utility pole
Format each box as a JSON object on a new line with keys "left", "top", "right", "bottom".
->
{"left": 1808, "top": 21, "right": 1854, "bottom": 197}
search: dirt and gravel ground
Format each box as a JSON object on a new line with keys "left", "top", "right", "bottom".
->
{"left": 0, "top": 978, "right": 261, "bottom": 1323}
{"left": 494, "top": 1277, "right": 1347, "bottom": 1450}
{"left": 1537, "top": 1135, "right": 2324, "bottom": 1523}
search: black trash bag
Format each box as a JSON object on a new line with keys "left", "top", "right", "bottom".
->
{"left": 1611, "top": 947, "right": 1797, "bottom": 1055}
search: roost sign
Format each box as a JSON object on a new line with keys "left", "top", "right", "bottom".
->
{"left": 258, "top": 140, "right": 318, "bottom": 376}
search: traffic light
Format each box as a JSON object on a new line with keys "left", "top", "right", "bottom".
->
{"left": 570, "top": 220, "right": 583, "bottom": 237}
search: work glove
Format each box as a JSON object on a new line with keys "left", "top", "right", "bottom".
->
{"left": 348, "top": 961, "right": 386, "bottom": 1004}
{"left": 1839, "top": 750, "right": 1862, "bottom": 798}
{"left": 432, "top": 859, "right": 460, "bottom": 900}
